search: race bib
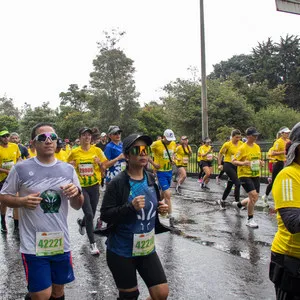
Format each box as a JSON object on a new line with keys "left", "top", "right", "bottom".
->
{"left": 182, "top": 156, "right": 189, "bottom": 164}
{"left": 132, "top": 229, "right": 155, "bottom": 256}
{"left": 206, "top": 153, "right": 213, "bottom": 161}
{"left": 121, "top": 161, "right": 127, "bottom": 171}
{"left": 2, "top": 161, "right": 14, "bottom": 170}
{"left": 250, "top": 160, "right": 260, "bottom": 171}
{"left": 36, "top": 232, "right": 64, "bottom": 256}
{"left": 78, "top": 163, "right": 94, "bottom": 176}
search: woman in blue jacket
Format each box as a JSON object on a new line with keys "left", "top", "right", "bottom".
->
{"left": 101, "top": 134, "right": 169, "bottom": 300}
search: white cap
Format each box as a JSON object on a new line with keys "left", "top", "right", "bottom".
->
{"left": 100, "top": 132, "right": 107, "bottom": 137}
{"left": 163, "top": 129, "right": 176, "bottom": 141}
{"left": 280, "top": 127, "right": 291, "bottom": 134}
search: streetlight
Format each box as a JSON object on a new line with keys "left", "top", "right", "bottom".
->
{"left": 200, "top": 0, "right": 208, "bottom": 139}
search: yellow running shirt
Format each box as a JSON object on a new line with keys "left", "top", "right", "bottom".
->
{"left": 271, "top": 162, "right": 300, "bottom": 258}
{"left": 273, "top": 138, "right": 289, "bottom": 161}
{"left": 175, "top": 145, "right": 192, "bottom": 167}
{"left": 68, "top": 146, "right": 107, "bottom": 187}
{"left": 267, "top": 146, "right": 276, "bottom": 163}
{"left": 234, "top": 143, "right": 261, "bottom": 178}
{"left": 198, "top": 145, "right": 213, "bottom": 162}
{"left": 219, "top": 140, "right": 243, "bottom": 163}
{"left": 55, "top": 150, "right": 68, "bottom": 162}
{"left": 0, "top": 142, "right": 21, "bottom": 182}
{"left": 151, "top": 140, "right": 176, "bottom": 171}
{"left": 28, "top": 148, "right": 36, "bottom": 158}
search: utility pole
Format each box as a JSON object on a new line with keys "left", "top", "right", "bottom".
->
{"left": 200, "top": 0, "right": 208, "bottom": 139}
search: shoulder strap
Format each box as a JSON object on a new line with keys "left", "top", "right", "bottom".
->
{"left": 161, "top": 141, "right": 173, "bottom": 163}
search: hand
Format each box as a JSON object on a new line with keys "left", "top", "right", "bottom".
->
{"left": 243, "top": 160, "right": 251, "bottom": 166}
{"left": 218, "top": 165, "right": 223, "bottom": 171}
{"left": 60, "top": 183, "right": 79, "bottom": 198}
{"left": 158, "top": 201, "right": 168, "bottom": 215}
{"left": 131, "top": 195, "right": 145, "bottom": 211}
{"left": 22, "top": 193, "right": 42, "bottom": 210}
{"left": 260, "top": 160, "right": 265, "bottom": 167}
{"left": 153, "top": 163, "right": 160, "bottom": 169}
{"left": 94, "top": 156, "right": 100, "bottom": 164}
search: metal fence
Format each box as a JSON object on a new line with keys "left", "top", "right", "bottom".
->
{"left": 186, "top": 142, "right": 273, "bottom": 183}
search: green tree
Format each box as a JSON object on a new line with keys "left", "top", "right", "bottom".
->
{"left": 0, "top": 96, "right": 20, "bottom": 119}
{"left": 0, "top": 115, "right": 19, "bottom": 133}
{"left": 89, "top": 30, "right": 140, "bottom": 135}
{"left": 254, "top": 104, "right": 300, "bottom": 140}
{"left": 19, "top": 102, "right": 57, "bottom": 141}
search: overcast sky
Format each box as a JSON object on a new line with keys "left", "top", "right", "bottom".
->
{"left": 0, "top": 0, "right": 299, "bottom": 109}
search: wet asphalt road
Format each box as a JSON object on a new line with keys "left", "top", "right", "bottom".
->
{"left": 0, "top": 177, "right": 277, "bottom": 300}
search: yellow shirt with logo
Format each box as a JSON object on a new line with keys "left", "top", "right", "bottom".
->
{"left": 175, "top": 145, "right": 192, "bottom": 167}
{"left": 0, "top": 143, "right": 21, "bottom": 182}
{"left": 65, "top": 144, "right": 72, "bottom": 155}
{"left": 55, "top": 150, "right": 68, "bottom": 162}
{"left": 273, "top": 138, "right": 289, "bottom": 161}
{"left": 219, "top": 140, "right": 243, "bottom": 163}
{"left": 234, "top": 143, "right": 261, "bottom": 178}
{"left": 68, "top": 146, "right": 107, "bottom": 187}
{"left": 271, "top": 162, "right": 300, "bottom": 258}
{"left": 198, "top": 145, "right": 214, "bottom": 162}
{"left": 151, "top": 140, "right": 176, "bottom": 172}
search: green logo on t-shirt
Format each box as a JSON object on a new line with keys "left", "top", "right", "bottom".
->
{"left": 40, "top": 190, "right": 61, "bottom": 213}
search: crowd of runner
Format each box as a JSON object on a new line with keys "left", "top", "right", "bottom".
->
{"left": 0, "top": 122, "right": 299, "bottom": 299}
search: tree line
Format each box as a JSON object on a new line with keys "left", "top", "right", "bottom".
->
{"left": 1, "top": 31, "right": 300, "bottom": 144}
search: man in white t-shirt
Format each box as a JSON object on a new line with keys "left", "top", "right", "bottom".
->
{"left": 0, "top": 122, "right": 84, "bottom": 300}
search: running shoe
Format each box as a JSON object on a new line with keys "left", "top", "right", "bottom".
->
{"left": 77, "top": 218, "right": 86, "bottom": 235}
{"left": 217, "top": 200, "right": 226, "bottom": 210}
{"left": 201, "top": 184, "right": 210, "bottom": 190}
{"left": 175, "top": 185, "right": 182, "bottom": 195}
{"left": 90, "top": 243, "right": 100, "bottom": 255}
{"left": 262, "top": 195, "right": 269, "bottom": 208}
{"left": 169, "top": 217, "right": 175, "bottom": 227}
{"left": 198, "top": 178, "right": 203, "bottom": 184}
{"left": 267, "top": 177, "right": 272, "bottom": 184}
{"left": 216, "top": 176, "right": 220, "bottom": 185}
{"left": 246, "top": 218, "right": 259, "bottom": 228}
{"left": 232, "top": 201, "right": 241, "bottom": 213}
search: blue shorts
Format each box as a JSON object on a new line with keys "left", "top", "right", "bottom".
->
{"left": 156, "top": 170, "right": 172, "bottom": 191}
{"left": 21, "top": 252, "right": 75, "bottom": 293}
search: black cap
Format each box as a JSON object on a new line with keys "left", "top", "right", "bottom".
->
{"left": 245, "top": 127, "right": 260, "bottom": 136}
{"left": 79, "top": 127, "right": 92, "bottom": 136}
{"left": 123, "top": 134, "right": 153, "bottom": 154}
{"left": 57, "top": 138, "right": 64, "bottom": 148}
{"left": 108, "top": 125, "right": 122, "bottom": 135}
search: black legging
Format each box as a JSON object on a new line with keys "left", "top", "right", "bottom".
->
{"left": 266, "top": 161, "right": 284, "bottom": 196}
{"left": 222, "top": 162, "right": 240, "bottom": 202}
{"left": 81, "top": 184, "right": 100, "bottom": 244}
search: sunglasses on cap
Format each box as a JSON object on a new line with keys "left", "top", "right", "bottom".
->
{"left": 129, "top": 145, "right": 151, "bottom": 156}
{"left": 112, "top": 131, "right": 121, "bottom": 136}
{"left": 34, "top": 132, "right": 58, "bottom": 142}
{"left": 0, "top": 134, "right": 10, "bottom": 138}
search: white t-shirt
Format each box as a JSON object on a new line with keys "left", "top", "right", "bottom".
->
{"left": 0, "top": 157, "right": 81, "bottom": 255}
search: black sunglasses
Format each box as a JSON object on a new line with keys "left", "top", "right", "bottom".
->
{"left": 0, "top": 134, "right": 10, "bottom": 138}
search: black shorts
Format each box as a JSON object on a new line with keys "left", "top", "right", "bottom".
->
{"left": 106, "top": 250, "right": 167, "bottom": 289}
{"left": 201, "top": 161, "right": 212, "bottom": 168}
{"left": 239, "top": 177, "right": 260, "bottom": 193}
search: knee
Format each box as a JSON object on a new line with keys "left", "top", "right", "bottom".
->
{"left": 118, "top": 289, "right": 139, "bottom": 300}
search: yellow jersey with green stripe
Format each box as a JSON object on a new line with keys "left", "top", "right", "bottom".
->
{"left": 219, "top": 140, "right": 243, "bottom": 163}
{"left": 234, "top": 143, "right": 261, "bottom": 178}
{"left": 68, "top": 146, "right": 107, "bottom": 187}
{"left": 151, "top": 140, "right": 176, "bottom": 171}
{"left": 0, "top": 143, "right": 21, "bottom": 182}
{"left": 271, "top": 162, "right": 300, "bottom": 258}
